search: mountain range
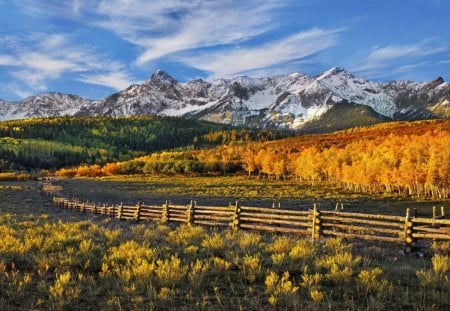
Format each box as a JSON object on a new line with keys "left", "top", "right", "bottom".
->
{"left": 1, "top": 68, "right": 449, "bottom": 130}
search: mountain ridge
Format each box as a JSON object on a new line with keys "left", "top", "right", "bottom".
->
{"left": 1, "top": 68, "right": 449, "bottom": 129}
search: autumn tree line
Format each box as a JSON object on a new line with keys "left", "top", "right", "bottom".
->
{"left": 58, "top": 120, "right": 450, "bottom": 199}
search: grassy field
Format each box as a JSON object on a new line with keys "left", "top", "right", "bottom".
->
{"left": 59, "top": 175, "right": 449, "bottom": 217}
{"left": 1, "top": 180, "right": 449, "bottom": 310}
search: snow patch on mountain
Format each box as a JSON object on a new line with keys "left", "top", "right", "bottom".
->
{"left": 0, "top": 68, "right": 449, "bottom": 128}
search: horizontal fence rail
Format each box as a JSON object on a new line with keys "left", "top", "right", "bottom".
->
{"left": 42, "top": 182, "right": 450, "bottom": 251}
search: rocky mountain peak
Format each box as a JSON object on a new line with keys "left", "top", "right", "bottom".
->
{"left": 150, "top": 70, "right": 178, "bottom": 85}
{"left": 316, "top": 67, "right": 352, "bottom": 79}
{"left": 429, "top": 77, "right": 445, "bottom": 87}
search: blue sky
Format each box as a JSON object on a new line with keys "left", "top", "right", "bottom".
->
{"left": 0, "top": 0, "right": 449, "bottom": 101}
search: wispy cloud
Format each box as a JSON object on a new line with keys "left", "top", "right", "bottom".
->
{"left": 349, "top": 40, "right": 448, "bottom": 79}
{"left": 130, "top": 1, "right": 285, "bottom": 64}
{"left": 17, "top": 1, "right": 286, "bottom": 53}
{"left": 16, "top": 0, "right": 300, "bottom": 68}
{"left": 78, "top": 71, "right": 133, "bottom": 90}
{"left": 0, "top": 32, "right": 134, "bottom": 97}
{"left": 177, "top": 28, "right": 341, "bottom": 78}
{"left": 2, "top": 83, "right": 34, "bottom": 100}
{"left": 0, "top": 54, "right": 18, "bottom": 66}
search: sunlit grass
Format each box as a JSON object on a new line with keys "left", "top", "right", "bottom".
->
{"left": 1, "top": 180, "right": 449, "bottom": 309}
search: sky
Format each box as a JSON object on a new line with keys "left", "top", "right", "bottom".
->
{"left": 0, "top": 0, "right": 449, "bottom": 101}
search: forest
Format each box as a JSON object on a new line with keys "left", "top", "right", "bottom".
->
{"left": 57, "top": 120, "right": 450, "bottom": 199}
{"left": 0, "top": 115, "right": 286, "bottom": 171}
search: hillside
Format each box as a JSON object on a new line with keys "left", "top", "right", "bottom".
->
{"left": 0, "top": 115, "right": 291, "bottom": 171}
{"left": 0, "top": 115, "right": 238, "bottom": 171}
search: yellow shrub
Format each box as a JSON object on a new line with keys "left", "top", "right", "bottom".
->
{"left": 201, "top": 233, "right": 225, "bottom": 251}
{"left": 358, "top": 267, "right": 391, "bottom": 295}
{"left": 432, "top": 254, "right": 449, "bottom": 274}
{"left": 211, "top": 257, "right": 232, "bottom": 271}
{"left": 271, "top": 253, "right": 287, "bottom": 266}
{"left": 188, "top": 259, "right": 209, "bottom": 288}
{"left": 154, "top": 255, "right": 188, "bottom": 287}
{"left": 265, "top": 271, "right": 299, "bottom": 307}
{"left": 301, "top": 272, "right": 323, "bottom": 289}
{"left": 267, "top": 236, "right": 293, "bottom": 254}
{"left": 238, "top": 232, "right": 262, "bottom": 251}
{"left": 167, "top": 225, "right": 206, "bottom": 246}
{"left": 289, "top": 239, "right": 315, "bottom": 260}
{"left": 310, "top": 289, "right": 324, "bottom": 303}
{"left": 242, "top": 254, "right": 262, "bottom": 282}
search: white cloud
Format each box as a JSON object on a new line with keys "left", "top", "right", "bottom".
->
{"left": 0, "top": 54, "right": 18, "bottom": 66}
{"left": 3, "top": 83, "right": 33, "bottom": 100}
{"left": 17, "top": 0, "right": 290, "bottom": 64}
{"left": 72, "top": 0, "right": 83, "bottom": 14}
{"left": 365, "top": 43, "right": 446, "bottom": 68}
{"left": 11, "top": 70, "right": 48, "bottom": 91}
{"left": 78, "top": 71, "right": 132, "bottom": 90}
{"left": 131, "top": 1, "right": 284, "bottom": 64}
{"left": 350, "top": 40, "right": 448, "bottom": 78}
{"left": 177, "top": 28, "right": 341, "bottom": 78}
{"left": 1, "top": 31, "right": 135, "bottom": 98}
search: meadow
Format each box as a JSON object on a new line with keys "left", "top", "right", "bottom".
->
{"left": 1, "top": 180, "right": 449, "bottom": 310}
{"left": 60, "top": 175, "right": 448, "bottom": 217}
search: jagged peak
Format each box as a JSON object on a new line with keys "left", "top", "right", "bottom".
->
{"left": 315, "top": 67, "right": 354, "bottom": 80}
{"left": 432, "top": 76, "right": 444, "bottom": 85}
{"left": 150, "top": 70, "right": 178, "bottom": 84}
{"left": 289, "top": 72, "right": 302, "bottom": 78}
{"left": 186, "top": 78, "right": 209, "bottom": 85}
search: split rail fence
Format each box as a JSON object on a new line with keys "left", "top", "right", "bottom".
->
{"left": 42, "top": 182, "right": 450, "bottom": 250}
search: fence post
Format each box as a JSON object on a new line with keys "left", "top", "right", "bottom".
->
{"left": 118, "top": 203, "right": 123, "bottom": 220}
{"left": 334, "top": 202, "right": 344, "bottom": 212}
{"left": 82, "top": 202, "right": 86, "bottom": 213}
{"left": 162, "top": 200, "right": 169, "bottom": 223}
{"left": 187, "top": 200, "right": 195, "bottom": 225}
{"left": 134, "top": 202, "right": 141, "bottom": 221}
{"left": 441, "top": 206, "right": 445, "bottom": 219}
{"left": 232, "top": 201, "right": 241, "bottom": 230}
{"left": 403, "top": 208, "right": 414, "bottom": 253}
{"left": 432, "top": 206, "right": 436, "bottom": 227}
{"left": 311, "top": 204, "right": 321, "bottom": 241}
{"left": 93, "top": 203, "right": 97, "bottom": 214}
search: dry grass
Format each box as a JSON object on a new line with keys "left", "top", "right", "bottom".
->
{"left": 59, "top": 175, "right": 449, "bottom": 217}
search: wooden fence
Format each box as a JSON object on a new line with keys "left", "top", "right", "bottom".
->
{"left": 42, "top": 182, "right": 450, "bottom": 251}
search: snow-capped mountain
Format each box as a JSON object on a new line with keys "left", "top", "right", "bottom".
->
{"left": 0, "top": 68, "right": 449, "bottom": 129}
{"left": 0, "top": 93, "right": 93, "bottom": 121}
